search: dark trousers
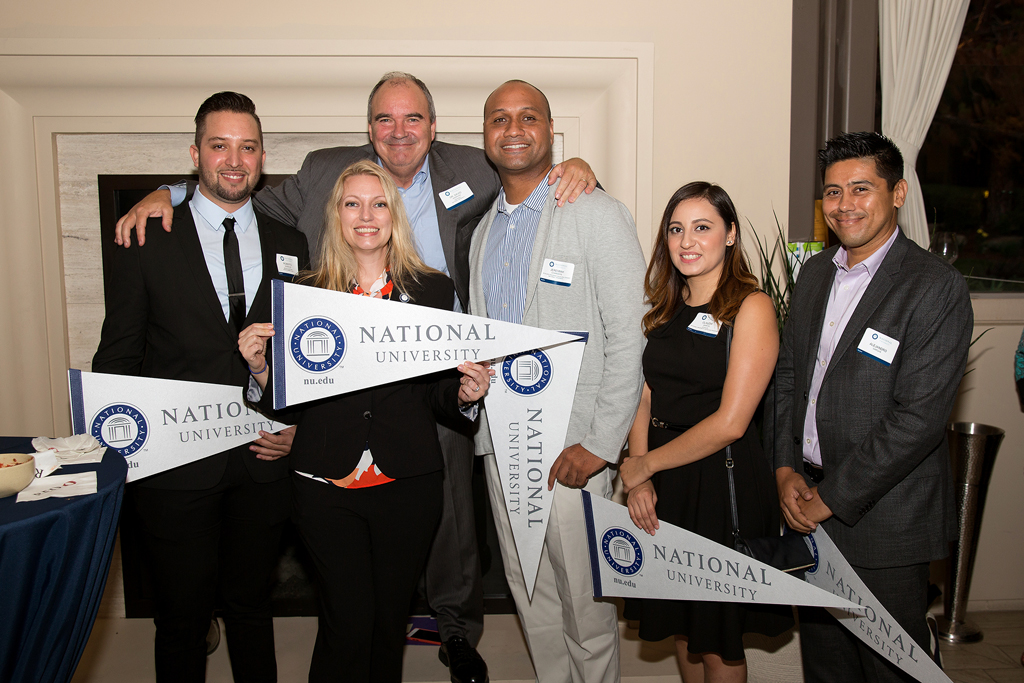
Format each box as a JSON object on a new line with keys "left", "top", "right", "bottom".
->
{"left": 799, "top": 562, "right": 931, "bottom": 683}
{"left": 424, "top": 422, "right": 483, "bottom": 644}
{"left": 133, "top": 453, "right": 290, "bottom": 683}
{"left": 293, "top": 470, "right": 443, "bottom": 683}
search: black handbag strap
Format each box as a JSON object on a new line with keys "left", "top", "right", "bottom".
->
{"left": 722, "top": 323, "right": 743, "bottom": 546}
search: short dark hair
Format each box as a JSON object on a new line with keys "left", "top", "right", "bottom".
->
{"left": 194, "top": 91, "right": 262, "bottom": 147}
{"left": 367, "top": 72, "right": 436, "bottom": 123}
{"left": 818, "top": 132, "right": 903, "bottom": 190}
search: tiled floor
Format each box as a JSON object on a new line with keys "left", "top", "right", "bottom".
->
{"left": 941, "top": 611, "right": 1024, "bottom": 683}
{"left": 71, "top": 609, "right": 1024, "bottom": 682}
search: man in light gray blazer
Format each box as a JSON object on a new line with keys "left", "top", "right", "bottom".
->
{"left": 114, "top": 72, "right": 598, "bottom": 683}
{"left": 468, "top": 80, "right": 646, "bottom": 683}
{"left": 772, "top": 132, "right": 972, "bottom": 683}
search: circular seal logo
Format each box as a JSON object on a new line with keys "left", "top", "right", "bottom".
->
{"left": 601, "top": 527, "right": 644, "bottom": 576}
{"left": 290, "top": 317, "right": 346, "bottom": 372}
{"left": 804, "top": 533, "right": 820, "bottom": 574}
{"left": 501, "top": 349, "right": 553, "bottom": 395}
{"left": 91, "top": 403, "right": 149, "bottom": 457}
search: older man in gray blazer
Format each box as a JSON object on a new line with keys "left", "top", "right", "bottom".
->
{"left": 772, "top": 132, "right": 972, "bottom": 683}
{"left": 468, "top": 80, "right": 646, "bottom": 683}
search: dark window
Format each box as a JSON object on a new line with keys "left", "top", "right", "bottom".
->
{"left": 915, "top": 0, "right": 1024, "bottom": 292}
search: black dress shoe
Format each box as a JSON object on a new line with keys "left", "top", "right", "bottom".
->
{"left": 438, "top": 636, "right": 489, "bottom": 683}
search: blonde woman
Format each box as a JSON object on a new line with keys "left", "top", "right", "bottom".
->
{"left": 240, "top": 160, "right": 491, "bottom": 682}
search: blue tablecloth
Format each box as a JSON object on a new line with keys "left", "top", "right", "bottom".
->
{"left": 0, "top": 436, "right": 127, "bottom": 683}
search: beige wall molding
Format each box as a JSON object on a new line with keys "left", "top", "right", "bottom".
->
{"left": 0, "top": 41, "right": 653, "bottom": 437}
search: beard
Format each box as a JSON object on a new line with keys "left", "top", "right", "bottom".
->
{"left": 198, "top": 163, "right": 260, "bottom": 205}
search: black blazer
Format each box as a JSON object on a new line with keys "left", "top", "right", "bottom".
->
{"left": 259, "top": 271, "right": 470, "bottom": 480}
{"left": 92, "top": 207, "right": 310, "bottom": 490}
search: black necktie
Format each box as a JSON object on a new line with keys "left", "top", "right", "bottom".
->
{"left": 222, "top": 217, "right": 245, "bottom": 333}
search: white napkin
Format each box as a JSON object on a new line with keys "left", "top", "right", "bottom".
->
{"left": 16, "top": 471, "right": 98, "bottom": 502}
{"left": 32, "top": 434, "right": 106, "bottom": 465}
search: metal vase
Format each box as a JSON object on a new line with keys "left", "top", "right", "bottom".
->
{"left": 938, "top": 422, "right": 1003, "bottom": 643}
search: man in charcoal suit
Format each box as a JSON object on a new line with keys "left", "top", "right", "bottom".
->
{"left": 771, "top": 132, "right": 973, "bottom": 683}
{"left": 93, "top": 92, "right": 309, "bottom": 682}
{"left": 112, "top": 72, "right": 597, "bottom": 683}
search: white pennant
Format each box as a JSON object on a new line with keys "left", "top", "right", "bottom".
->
{"left": 69, "top": 370, "right": 286, "bottom": 482}
{"left": 271, "top": 280, "right": 577, "bottom": 409}
{"left": 581, "top": 491, "right": 861, "bottom": 611}
{"left": 805, "top": 527, "right": 952, "bottom": 683}
{"left": 483, "top": 334, "right": 587, "bottom": 599}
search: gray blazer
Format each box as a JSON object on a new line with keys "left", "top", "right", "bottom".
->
{"left": 468, "top": 187, "right": 647, "bottom": 463}
{"left": 252, "top": 141, "right": 501, "bottom": 308}
{"left": 770, "top": 229, "right": 972, "bottom": 567}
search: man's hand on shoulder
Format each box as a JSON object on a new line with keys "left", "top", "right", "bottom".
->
{"left": 548, "top": 158, "right": 598, "bottom": 206}
{"left": 114, "top": 188, "right": 174, "bottom": 247}
{"left": 547, "top": 443, "right": 606, "bottom": 490}
{"left": 250, "top": 425, "right": 295, "bottom": 461}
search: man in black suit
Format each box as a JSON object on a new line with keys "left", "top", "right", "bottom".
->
{"left": 113, "top": 72, "right": 597, "bottom": 683}
{"left": 771, "top": 132, "right": 972, "bottom": 682}
{"left": 93, "top": 92, "right": 310, "bottom": 682}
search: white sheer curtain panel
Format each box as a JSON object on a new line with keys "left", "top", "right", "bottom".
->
{"left": 879, "top": 0, "right": 970, "bottom": 248}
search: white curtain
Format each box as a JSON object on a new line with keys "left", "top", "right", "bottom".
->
{"left": 879, "top": 0, "right": 970, "bottom": 248}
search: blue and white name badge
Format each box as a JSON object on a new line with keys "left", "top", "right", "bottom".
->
{"left": 276, "top": 253, "right": 299, "bottom": 276}
{"left": 857, "top": 327, "right": 899, "bottom": 366}
{"left": 439, "top": 182, "right": 474, "bottom": 210}
{"left": 687, "top": 313, "right": 721, "bottom": 338}
{"left": 540, "top": 259, "right": 575, "bottom": 287}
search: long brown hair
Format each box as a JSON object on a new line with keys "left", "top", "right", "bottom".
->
{"left": 642, "top": 181, "right": 759, "bottom": 335}
{"left": 299, "top": 160, "right": 435, "bottom": 295}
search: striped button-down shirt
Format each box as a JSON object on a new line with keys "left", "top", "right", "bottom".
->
{"left": 482, "top": 176, "right": 550, "bottom": 324}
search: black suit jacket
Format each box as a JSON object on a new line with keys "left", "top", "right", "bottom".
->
{"left": 92, "top": 206, "right": 310, "bottom": 490}
{"left": 769, "top": 229, "right": 972, "bottom": 567}
{"left": 259, "top": 272, "right": 469, "bottom": 480}
{"left": 251, "top": 141, "right": 502, "bottom": 309}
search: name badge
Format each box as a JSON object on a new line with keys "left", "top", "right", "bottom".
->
{"left": 276, "top": 253, "right": 299, "bottom": 276}
{"left": 857, "top": 327, "right": 899, "bottom": 366}
{"left": 540, "top": 259, "right": 575, "bottom": 287}
{"left": 439, "top": 182, "right": 474, "bottom": 210}
{"left": 687, "top": 312, "right": 721, "bottom": 338}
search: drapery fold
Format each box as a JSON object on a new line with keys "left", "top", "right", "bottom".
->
{"left": 879, "top": 0, "right": 970, "bottom": 248}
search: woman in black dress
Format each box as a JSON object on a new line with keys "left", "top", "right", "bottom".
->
{"left": 619, "top": 182, "right": 791, "bottom": 682}
{"left": 239, "top": 160, "right": 492, "bottom": 682}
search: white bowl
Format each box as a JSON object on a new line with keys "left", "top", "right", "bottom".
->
{"left": 0, "top": 453, "right": 35, "bottom": 498}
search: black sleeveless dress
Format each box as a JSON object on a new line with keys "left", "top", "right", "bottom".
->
{"left": 623, "top": 302, "right": 793, "bottom": 661}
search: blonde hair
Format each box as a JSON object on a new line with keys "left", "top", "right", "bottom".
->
{"left": 300, "top": 160, "right": 436, "bottom": 295}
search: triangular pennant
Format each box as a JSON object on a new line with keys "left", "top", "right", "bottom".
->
{"left": 271, "top": 280, "right": 577, "bottom": 409}
{"left": 483, "top": 334, "right": 587, "bottom": 598}
{"left": 805, "top": 527, "right": 953, "bottom": 683}
{"left": 69, "top": 370, "right": 286, "bottom": 482}
{"left": 581, "top": 491, "right": 861, "bottom": 610}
